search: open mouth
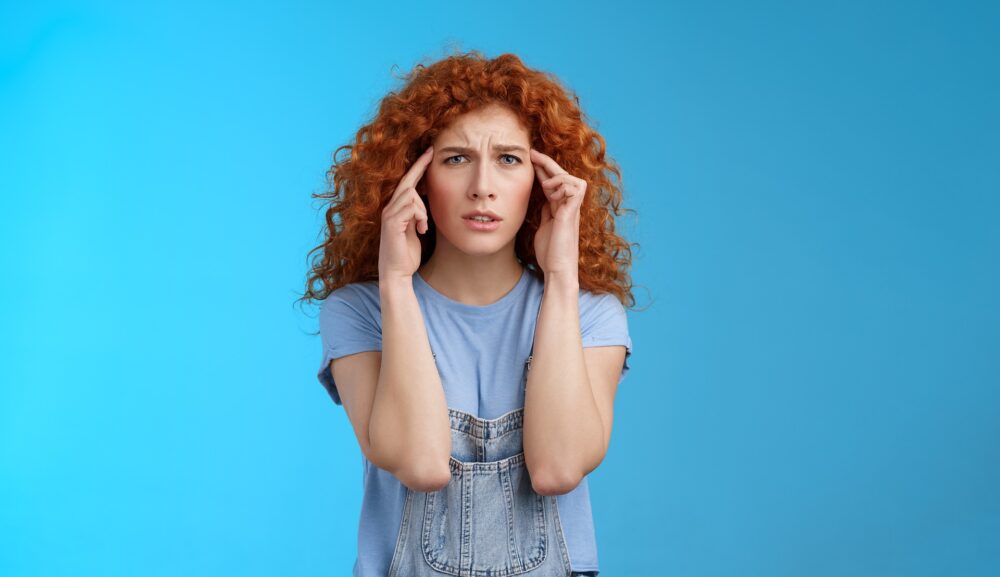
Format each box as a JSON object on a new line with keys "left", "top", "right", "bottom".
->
{"left": 463, "top": 216, "right": 501, "bottom": 231}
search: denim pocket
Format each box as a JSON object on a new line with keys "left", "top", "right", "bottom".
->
{"left": 421, "top": 451, "right": 547, "bottom": 575}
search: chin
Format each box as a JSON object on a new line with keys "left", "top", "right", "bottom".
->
{"left": 455, "top": 240, "right": 512, "bottom": 257}
{"left": 442, "top": 230, "right": 515, "bottom": 256}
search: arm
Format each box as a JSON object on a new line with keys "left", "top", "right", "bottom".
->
{"left": 523, "top": 273, "right": 616, "bottom": 497}
{"left": 522, "top": 148, "right": 628, "bottom": 496}
{"left": 367, "top": 277, "right": 452, "bottom": 492}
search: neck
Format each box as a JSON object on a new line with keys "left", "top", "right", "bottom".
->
{"left": 417, "top": 239, "right": 524, "bottom": 306}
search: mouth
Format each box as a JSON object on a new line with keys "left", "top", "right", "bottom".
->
{"left": 462, "top": 216, "right": 502, "bottom": 231}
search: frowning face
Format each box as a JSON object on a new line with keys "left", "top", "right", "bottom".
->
{"left": 423, "top": 103, "right": 535, "bottom": 258}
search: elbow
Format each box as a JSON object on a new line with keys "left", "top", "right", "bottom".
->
{"left": 396, "top": 459, "right": 453, "bottom": 493}
{"left": 527, "top": 449, "right": 603, "bottom": 497}
{"left": 369, "top": 443, "right": 452, "bottom": 493}
{"left": 529, "top": 467, "right": 583, "bottom": 497}
{"left": 367, "top": 424, "right": 453, "bottom": 492}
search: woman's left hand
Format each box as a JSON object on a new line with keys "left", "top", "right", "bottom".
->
{"left": 531, "top": 149, "right": 587, "bottom": 280}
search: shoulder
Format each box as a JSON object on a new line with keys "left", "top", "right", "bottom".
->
{"left": 522, "top": 273, "right": 625, "bottom": 321}
{"left": 578, "top": 289, "right": 626, "bottom": 318}
{"left": 578, "top": 288, "right": 629, "bottom": 342}
{"left": 322, "top": 281, "right": 381, "bottom": 313}
{"left": 319, "top": 281, "right": 382, "bottom": 333}
{"left": 577, "top": 289, "right": 633, "bottom": 376}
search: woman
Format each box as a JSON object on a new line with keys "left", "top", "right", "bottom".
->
{"left": 303, "top": 50, "right": 635, "bottom": 577}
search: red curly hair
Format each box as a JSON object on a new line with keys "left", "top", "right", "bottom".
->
{"left": 301, "top": 49, "right": 636, "bottom": 308}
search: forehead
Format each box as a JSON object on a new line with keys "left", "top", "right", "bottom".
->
{"left": 438, "top": 104, "right": 530, "bottom": 143}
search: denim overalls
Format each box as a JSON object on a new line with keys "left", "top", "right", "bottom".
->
{"left": 387, "top": 348, "right": 580, "bottom": 577}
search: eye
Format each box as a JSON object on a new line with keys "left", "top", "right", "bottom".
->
{"left": 499, "top": 154, "right": 522, "bottom": 165}
{"left": 444, "top": 155, "right": 467, "bottom": 164}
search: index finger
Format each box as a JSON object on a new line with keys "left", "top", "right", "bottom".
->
{"left": 396, "top": 145, "right": 435, "bottom": 193}
{"left": 529, "top": 148, "right": 567, "bottom": 180}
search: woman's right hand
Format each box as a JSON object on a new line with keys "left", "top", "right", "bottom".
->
{"left": 378, "top": 145, "right": 434, "bottom": 282}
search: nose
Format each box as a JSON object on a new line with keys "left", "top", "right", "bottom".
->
{"left": 468, "top": 160, "right": 496, "bottom": 200}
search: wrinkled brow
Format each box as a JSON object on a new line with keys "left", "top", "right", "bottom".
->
{"left": 438, "top": 144, "right": 528, "bottom": 154}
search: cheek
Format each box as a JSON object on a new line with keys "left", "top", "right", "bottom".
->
{"left": 424, "top": 173, "right": 450, "bottom": 212}
{"left": 425, "top": 194, "right": 462, "bottom": 233}
{"left": 426, "top": 168, "right": 463, "bottom": 199}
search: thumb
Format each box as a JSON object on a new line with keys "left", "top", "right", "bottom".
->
{"left": 540, "top": 202, "right": 552, "bottom": 225}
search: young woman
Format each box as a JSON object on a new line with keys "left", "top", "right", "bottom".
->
{"left": 303, "top": 50, "right": 635, "bottom": 577}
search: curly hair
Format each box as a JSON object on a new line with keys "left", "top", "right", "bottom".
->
{"left": 300, "top": 49, "right": 637, "bottom": 309}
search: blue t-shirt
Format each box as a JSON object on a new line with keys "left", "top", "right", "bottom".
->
{"left": 317, "top": 267, "right": 633, "bottom": 577}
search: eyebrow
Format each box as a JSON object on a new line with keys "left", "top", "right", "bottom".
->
{"left": 437, "top": 144, "right": 528, "bottom": 155}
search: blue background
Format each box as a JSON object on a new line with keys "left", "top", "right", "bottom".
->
{"left": 2, "top": 1, "right": 998, "bottom": 576}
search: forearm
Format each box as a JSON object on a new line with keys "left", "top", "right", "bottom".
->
{"left": 369, "top": 277, "right": 452, "bottom": 491}
{"left": 523, "top": 272, "right": 605, "bottom": 496}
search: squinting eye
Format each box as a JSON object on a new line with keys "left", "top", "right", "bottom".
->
{"left": 500, "top": 154, "right": 521, "bottom": 165}
{"left": 444, "top": 155, "right": 466, "bottom": 164}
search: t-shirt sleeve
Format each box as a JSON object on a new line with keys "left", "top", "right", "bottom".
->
{"left": 316, "top": 285, "right": 383, "bottom": 406}
{"left": 580, "top": 292, "right": 633, "bottom": 383}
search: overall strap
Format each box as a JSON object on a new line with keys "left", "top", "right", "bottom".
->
{"left": 523, "top": 293, "right": 545, "bottom": 385}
